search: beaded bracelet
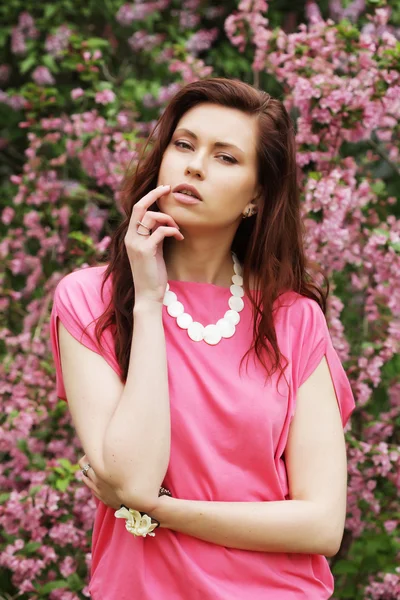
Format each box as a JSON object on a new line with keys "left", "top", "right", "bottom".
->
{"left": 114, "top": 486, "right": 172, "bottom": 538}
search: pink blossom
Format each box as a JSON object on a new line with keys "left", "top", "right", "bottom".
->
{"left": 95, "top": 89, "right": 116, "bottom": 105}
{"left": 71, "top": 88, "right": 85, "bottom": 100}
{"left": 45, "top": 25, "right": 72, "bottom": 57}
{"left": 384, "top": 520, "right": 398, "bottom": 534}
{"left": 305, "top": 1, "right": 323, "bottom": 25}
{"left": 186, "top": 28, "right": 219, "bottom": 56}
{"left": 116, "top": 3, "right": 136, "bottom": 25}
{"left": 32, "top": 66, "right": 55, "bottom": 86}
{"left": 59, "top": 556, "right": 77, "bottom": 578}
{"left": 2, "top": 206, "right": 15, "bottom": 225}
{"left": 11, "top": 28, "right": 26, "bottom": 54}
{"left": 128, "top": 30, "right": 165, "bottom": 52}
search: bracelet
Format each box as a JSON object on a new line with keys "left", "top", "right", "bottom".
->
{"left": 114, "top": 486, "right": 172, "bottom": 538}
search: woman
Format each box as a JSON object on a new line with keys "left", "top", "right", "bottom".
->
{"left": 50, "top": 77, "right": 355, "bottom": 599}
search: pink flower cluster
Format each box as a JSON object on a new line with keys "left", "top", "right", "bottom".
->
{"left": 364, "top": 567, "right": 400, "bottom": 599}
{"left": 45, "top": 24, "right": 73, "bottom": 58}
{"left": 116, "top": 0, "right": 171, "bottom": 25}
{"left": 168, "top": 55, "right": 213, "bottom": 83}
{"left": 186, "top": 28, "right": 219, "bottom": 56}
{"left": 95, "top": 89, "right": 116, "bottom": 105}
{"left": 32, "top": 66, "right": 55, "bottom": 86}
{"left": 128, "top": 30, "right": 166, "bottom": 52}
{"left": 225, "top": 0, "right": 270, "bottom": 70}
{"left": 11, "top": 11, "right": 39, "bottom": 55}
{"left": 329, "top": 0, "right": 366, "bottom": 23}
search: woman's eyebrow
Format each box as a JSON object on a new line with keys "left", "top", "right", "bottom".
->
{"left": 174, "top": 127, "right": 244, "bottom": 154}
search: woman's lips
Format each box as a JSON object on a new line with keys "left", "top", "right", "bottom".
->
{"left": 172, "top": 192, "right": 202, "bottom": 205}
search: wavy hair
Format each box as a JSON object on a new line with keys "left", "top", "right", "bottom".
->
{"left": 94, "top": 77, "right": 328, "bottom": 384}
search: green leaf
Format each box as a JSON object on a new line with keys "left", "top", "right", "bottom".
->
{"left": 58, "top": 458, "right": 78, "bottom": 472}
{"left": 36, "top": 580, "right": 69, "bottom": 595}
{"left": 390, "top": 241, "right": 400, "bottom": 253}
{"left": 66, "top": 572, "right": 84, "bottom": 591}
{"left": 22, "top": 541, "right": 42, "bottom": 555}
{"left": 16, "top": 438, "right": 29, "bottom": 452}
{"left": 333, "top": 560, "right": 360, "bottom": 575}
{"left": 20, "top": 55, "right": 37, "bottom": 75}
{"left": 0, "top": 492, "right": 11, "bottom": 504}
{"left": 371, "top": 180, "right": 386, "bottom": 195}
{"left": 0, "top": 27, "right": 12, "bottom": 46}
{"left": 44, "top": 5, "right": 59, "bottom": 19}
{"left": 29, "top": 485, "right": 43, "bottom": 496}
{"left": 371, "top": 227, "right": 389, "bottom": 239}
{"left": 85, "top": 38, "right": 110, "bottom": 49}
{"left": 68, "top": 231, "right": 95, "bottom": 248}
{"left": 55, "top": 478, "right": 70, "bottom": 492}
{"left": 43, "top": 55, "right": 60, "bottom": 74}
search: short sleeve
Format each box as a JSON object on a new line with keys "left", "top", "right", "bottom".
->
{"left": 49, "top": 267, "right": 120, "bottom": 402}
{"left": 292, "top": 298, "right": 356, "bottom": 428}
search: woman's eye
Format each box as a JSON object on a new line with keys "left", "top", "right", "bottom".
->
{"left": 173, "top": 141, "right": 236, "bottom": 164}
{"left": 219, "top": 155, "right": 236, "bottom": 164}
{"left": 174, "top": 141, "right": 192, "bottom": 150}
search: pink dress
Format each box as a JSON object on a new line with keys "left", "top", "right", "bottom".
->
{"left": 49, "top": 265, "right": 355, "bottom": 600}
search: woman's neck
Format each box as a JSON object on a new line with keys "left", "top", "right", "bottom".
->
{"left": 163, "top": 238, "right": 235, "bottom": 288}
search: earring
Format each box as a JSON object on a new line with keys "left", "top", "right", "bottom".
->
{"left": 242, "top": 206, "right": 256, "bottom": 219}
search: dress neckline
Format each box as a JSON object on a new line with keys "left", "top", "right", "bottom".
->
{"left": 167, "top": 279, "right": 259, "bottom": 293}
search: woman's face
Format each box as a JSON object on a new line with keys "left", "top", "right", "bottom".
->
{"left": 157, "top": 103, "right": 260, "bottom": 230}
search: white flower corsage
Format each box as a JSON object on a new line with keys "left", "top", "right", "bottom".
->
{"left": 114, "top": 505, "right": 160, "bottom": 537}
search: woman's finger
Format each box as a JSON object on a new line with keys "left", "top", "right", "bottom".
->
{"left": 135, "top": 211, "right": 180, "bottom": 236}
{"left": 147, "top": 225, "right": 184, "bottom": 246}
{"left": 77, "top": 455, "right": 96, "bottom": 482}
{"left": 78, "top": 455, "right": 87, "bottom": 469}
{"left": 131, "top": 185, "right": 171, "bottom": 223}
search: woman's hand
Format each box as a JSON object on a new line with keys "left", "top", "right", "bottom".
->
{"left": 78, "top": 455, "right": 123, "bottom": 510}
{"left": 124, "top": 184, "right": 184, "bottom": 306}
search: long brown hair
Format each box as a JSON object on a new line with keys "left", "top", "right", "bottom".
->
{"left": 94, "top": 77, "right": 328, "bottom": 383}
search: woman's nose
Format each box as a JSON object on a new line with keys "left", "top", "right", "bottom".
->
{"left": 185, "top": 164, "right": 204, "bottom": 179}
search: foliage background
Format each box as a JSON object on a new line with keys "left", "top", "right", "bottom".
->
{"left": 0, "top": 1, "right": 399, "bottom": 598}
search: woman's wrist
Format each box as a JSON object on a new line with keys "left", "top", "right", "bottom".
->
{"left": 151, "top": 493, "right": 175, "bottom": 529}
{"left": 115, "top": 485, "right": 173, "bottom": 536}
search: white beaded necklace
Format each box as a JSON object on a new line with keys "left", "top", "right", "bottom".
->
{"left": 163, "top": 252, "right": 244, "bottom": 346}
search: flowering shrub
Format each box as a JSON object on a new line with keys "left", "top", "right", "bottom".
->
{"left": 1, "top": 1, "right": 399, "bottom": 598}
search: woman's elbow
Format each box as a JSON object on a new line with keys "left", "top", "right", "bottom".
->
{"left": 322, "top": 525, "right": 344, "bottom": 557}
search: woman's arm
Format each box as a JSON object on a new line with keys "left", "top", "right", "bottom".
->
{"left": 59, "top": 301, "right": 170, "bottom": 514}
{"left": 82, "top": 356, "right": 348, "bottom": 556}
{"left": 152, "top": 496, "right": 336, "bottom": 556}
{"left": 101, "top": 301, "right": 171, "bottom": 509}
{"left": 150, "top": 356, "right": 348, "bottom": 557}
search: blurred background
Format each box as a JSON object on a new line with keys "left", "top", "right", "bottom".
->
{"left": 0, "top": 1, "right": 399, "bottom": 599}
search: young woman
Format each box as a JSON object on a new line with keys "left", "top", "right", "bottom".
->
{"left": 50, "top": 77, "right": 355, "bottom": 599}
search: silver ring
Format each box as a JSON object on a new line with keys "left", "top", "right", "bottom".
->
{"left": 81, "top": 463, "right": 91, "bottom": 478}
{"left": 136, "top": 220, "right": 151, "bottom": 235}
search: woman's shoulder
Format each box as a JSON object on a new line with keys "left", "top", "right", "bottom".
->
{"left": 248, "top": 274, "right": 325, "bottom": 326}
{"left": 53, "top": 263, "right": 111, "bottom": 315}
{"left": 249, "top": 274, "right": 318, "bottom": 308}
{"left": 55, "top": 263, "right": 109, "bottom": 290}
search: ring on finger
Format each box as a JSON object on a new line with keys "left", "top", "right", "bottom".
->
{"left": 136, "top": 220, "right": 152, "bottom": 235}
{"left": 81, "top": 463, "right": 91, "bottom": 478}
